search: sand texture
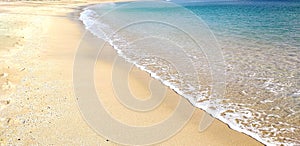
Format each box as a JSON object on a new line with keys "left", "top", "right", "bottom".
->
{"left": 0, "top": 1, "right": 262, "bottom": 145}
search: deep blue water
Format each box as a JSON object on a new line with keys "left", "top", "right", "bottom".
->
{"left": 185, "top": 1, "right": 299, "bottom": 48}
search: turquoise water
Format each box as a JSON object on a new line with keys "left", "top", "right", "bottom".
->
{"left": 187, "top": 1, "right": 299, "bottom": 48}
{"left": 80, "top": 1, "right": 299, "bottom": 145}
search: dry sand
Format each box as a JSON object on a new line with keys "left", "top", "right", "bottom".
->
{"left": 0, "top": 1, "right": 263, "bottom": 145}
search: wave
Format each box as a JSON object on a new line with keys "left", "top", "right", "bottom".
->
{"left": 79, "top": 2, "right": 300, "bottom": 145}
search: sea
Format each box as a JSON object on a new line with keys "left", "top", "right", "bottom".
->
{"left": 79, "top": 0, "right": 300, "bottom": 145}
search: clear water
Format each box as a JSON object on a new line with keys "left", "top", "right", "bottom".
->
{"left": 80, "top": 1, "right": 300, "bottom": 145}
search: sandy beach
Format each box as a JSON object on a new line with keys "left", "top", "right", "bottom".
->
{"left": 0, "top": 1, "right": 263, "bottom": 145}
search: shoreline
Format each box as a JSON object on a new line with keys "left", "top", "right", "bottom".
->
{"left": 0, "top": 1, "right": 263, "bottom": 145}
{"left": 79, "top": 2, "right": 265, "bottom": 145}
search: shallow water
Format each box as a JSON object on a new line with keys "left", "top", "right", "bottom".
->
{"left": 80, "top": 1, "right": 300, "bottom": 145}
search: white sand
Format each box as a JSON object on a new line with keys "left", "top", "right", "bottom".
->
{"left": 0, "top": 1, "right": 262, "bottom": 145}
